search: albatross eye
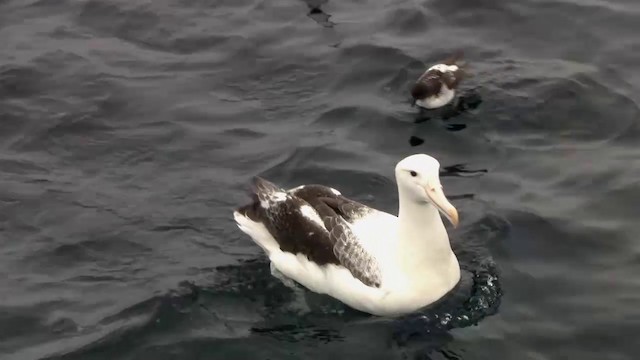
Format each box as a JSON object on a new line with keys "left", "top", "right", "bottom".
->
{"left": 410, "top": 171, "right": 417, "bottom": 177}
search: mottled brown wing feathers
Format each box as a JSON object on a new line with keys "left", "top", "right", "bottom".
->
{"left": 239, "top": 181, "right": 382, "bottom": 288}
{"left": 321, "top": 207, "right": 382, "bottom": 288}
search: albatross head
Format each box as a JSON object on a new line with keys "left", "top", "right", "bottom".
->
{"left": 395, "top": 154, "right": 459, "bottom": 227}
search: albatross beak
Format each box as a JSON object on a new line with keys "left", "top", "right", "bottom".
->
{"left": 424, "top": 182, "right": 459, "bottom": 227}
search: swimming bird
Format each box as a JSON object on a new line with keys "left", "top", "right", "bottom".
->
{"left": 233, "top": 154, "right": 461, "bottom": 317}
{"left": 411, "top": 52, "right": 466, "bottom": 109}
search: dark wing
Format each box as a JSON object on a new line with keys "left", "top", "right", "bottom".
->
{"left": 238, "top": 180, "right": 382, "bottom": 287}
{"left": 413, "top": 71, "right": 444, "bottom": 99}
{"left": 237, "top": 178, "right": 339, "bottom": 265}
{"left": 417, "top": 69, "right": 442, "bottom": 83}
{"left": 314, "top": 200, "right": 382, "bottom": 288}
{"left": 319, "top": 195, "right": 373, "bottom": 223}
{"left": 287, "top": 184, "right": 382, "bottom": 287}
{"left": 313, "top": 193, "right": 382, "bottom": 287}
{"left": 288, "top": 184, "right": 375, "bottom": 223}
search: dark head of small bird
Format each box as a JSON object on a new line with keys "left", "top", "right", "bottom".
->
{"left": 410, "top": 78, "right": 442, "bottom": 104}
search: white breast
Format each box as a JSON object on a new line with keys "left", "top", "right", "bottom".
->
{"left": 416, "top": 86, "right": 456, "bottom": 109}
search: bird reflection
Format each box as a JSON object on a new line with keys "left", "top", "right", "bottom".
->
{"left": 413, "top": 88, "right": 483, "bottom": 130}
{"left": 300, "top": 0, "right": 335, "bottom": 27}
{"left": 440, "top": 164, "right": 488, "bottom": 178}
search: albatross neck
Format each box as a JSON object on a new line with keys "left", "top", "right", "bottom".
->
{"left": 395, "top": 189, "right": 455, "bottom": 272}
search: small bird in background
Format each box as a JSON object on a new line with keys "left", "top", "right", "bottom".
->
{"left": 411, "top": 52, "right": 467, "bottom": 109}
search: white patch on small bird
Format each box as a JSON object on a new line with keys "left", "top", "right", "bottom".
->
{"left": 299, "top": 205, "right": 324, "bottom": 227}
{"left": 290, "top": 185, "right": 305, "bottom": 192}
{"left": 429, "top": 64, "right": 458, "bottom": 73}
{"left": 330, "top": 188, "right": 341, "bottom": 196}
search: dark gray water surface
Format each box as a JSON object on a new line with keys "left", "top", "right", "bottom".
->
{"left": 2, "top": 0, "right": 640, "bottom": 359}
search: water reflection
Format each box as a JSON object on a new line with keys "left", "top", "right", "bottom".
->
{"left": 413, "top": 88, "right": 483, "bottom": 130}
{"left": 440, "top": 164, "right": 488, "bottom": 178}
{"left": 300, "top": 0, "right": 335, "bottom": 28}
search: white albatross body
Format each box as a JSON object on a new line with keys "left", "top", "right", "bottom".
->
{"left": 233, "top": 154, "right": 461, "bottom": 317}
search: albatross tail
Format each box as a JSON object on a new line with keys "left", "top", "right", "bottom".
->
{"left": 233, "top": 177, "right": 286, "bottom": 254}
{"left": 235, "top": 177, "right": 282, "bottom": 220}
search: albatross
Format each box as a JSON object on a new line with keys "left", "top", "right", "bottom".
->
{"left": 232, "top": 154, "right": 461, "bottom": 317}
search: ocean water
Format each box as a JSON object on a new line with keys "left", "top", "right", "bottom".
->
{"left": 1, "top": 0, "right": 639, "bottom": 359}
